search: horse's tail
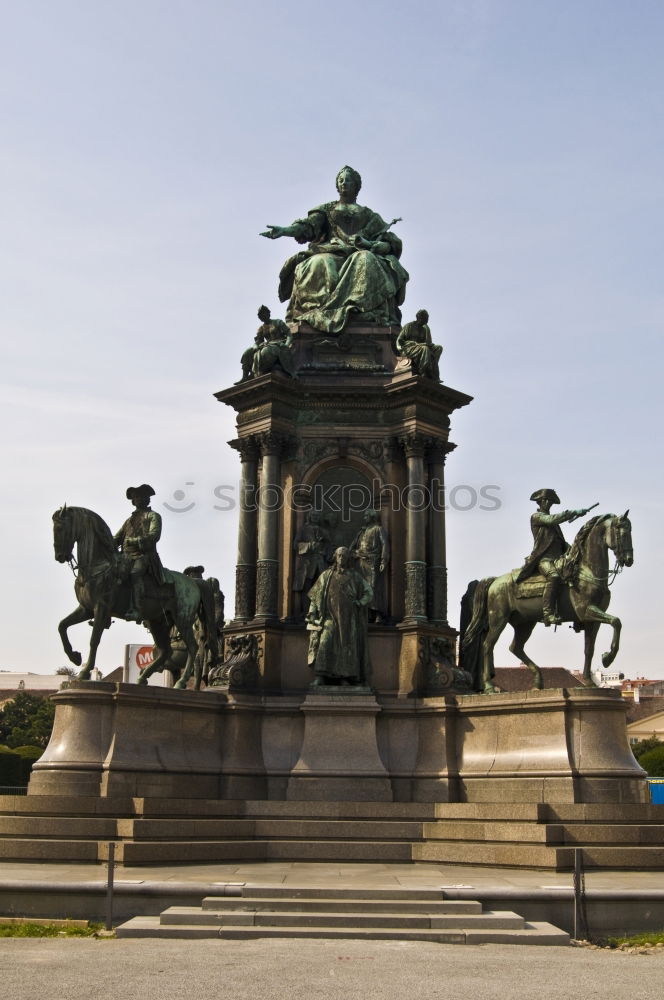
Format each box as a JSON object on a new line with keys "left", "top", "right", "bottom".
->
{"left": 197, "top": 580, "right": 219, "bottom": 674}
{"left": 462, "top": 577, "right": 495, "bottom": 648}
{"left": 459, "top": 577, "right": 496, "bottom": 690}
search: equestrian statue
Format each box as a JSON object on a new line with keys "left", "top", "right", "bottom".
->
{"left": 460, "top": 489, "right": 633, "bottom": 693}
{"left": 52, "top": 485, "right": 218, "bottom": 689}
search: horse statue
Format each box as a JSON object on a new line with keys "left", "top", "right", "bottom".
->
{"left": 52, "top": 505, "right": 218, "bottom": 689}
{"left": 460, "top": 512, "right": 633, "bottom": 693}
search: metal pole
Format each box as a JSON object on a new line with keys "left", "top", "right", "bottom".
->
{"left": 105, "top": 842, "right": 115, "bottom": 931}
{"left": 573, "top": 848, "right": 587, "bottom": 940}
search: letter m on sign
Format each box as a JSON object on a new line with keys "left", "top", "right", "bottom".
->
{"left": 137, "top": 646, "right": 154, "bottom": 667}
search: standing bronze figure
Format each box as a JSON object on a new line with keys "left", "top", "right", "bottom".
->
{"left": 306, "top": 547, "right": 373, "bottom": 686}
{"left": 351, "top": 508, "right": 390, "bottom": 623}
{"left": 293, "top": 511, "right": 331, "bottom": 616}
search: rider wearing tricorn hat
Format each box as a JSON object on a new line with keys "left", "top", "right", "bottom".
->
{"left": 516, "top": 489, "right": 592, "bottom": 627}
{"left": 114, "top": 484, "right": 164, "bottom": 622}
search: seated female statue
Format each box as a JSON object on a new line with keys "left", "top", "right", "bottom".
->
{"left": 261, "top": 166, "right": 408, "bottom": 334}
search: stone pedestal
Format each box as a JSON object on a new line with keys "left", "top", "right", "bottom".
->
{"left": 29, "top": 682, "right": 264, "bottom": 800}
{"left": 286, "top": 691, "right": 392, "bottom": 801}
{"left": 455, "top": 687, "right": 646, "bottom": 803}
{"left": 28, "top": 682, "right": 647, "bottom": 805}
{"left": 214, "top": 322, "right": 473, "bottom": 699}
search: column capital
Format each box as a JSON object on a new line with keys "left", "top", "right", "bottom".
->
{"left": 427, "top": 439, "right": 456, "bottom": 463}
{"left": 256, "top": 430, "right": 296, "bottom": 458}
{"left": 229, "top": 436, "right": 260, "bottom": 462}
{"left": 399, "top": 432, "right": 430, "bottom": 459}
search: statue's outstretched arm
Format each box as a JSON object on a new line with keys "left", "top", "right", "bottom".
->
{"left": 260, "top": 224, "right": 300, "bottom": 240}
{"left": 261, "top": 214, "right": 321, "bottom": 245}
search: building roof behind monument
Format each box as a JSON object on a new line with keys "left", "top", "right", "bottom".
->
{"left": 626, "top": 696, "right": 664, "bottom": 725}
{"left": 103, "top": 667, "right": 124, "bottom": 683}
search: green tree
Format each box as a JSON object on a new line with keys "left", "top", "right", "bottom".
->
{"left": 638, "top": 745, "right": 664, "bottom": 778}
{"left": 0, "top": 693, "right": 55, "bottom": 749}
{"left": 631, "top": 736, "right": 662, "bottom": 761}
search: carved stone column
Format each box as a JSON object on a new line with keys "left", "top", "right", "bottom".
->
{"left": 255, "top": 432, "right": 286, "bottom": 621}
{"left": 427, "top": 440, "right": 454, "bottom": 625}
{"left": 230, "top": 436, "right": 259, "bottom": 622}
{"left": 400, "top": 433, "right": 428, "bottom": 622}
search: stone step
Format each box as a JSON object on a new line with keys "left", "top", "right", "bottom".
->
{"left": 253, "top": 819, "right": 424, "bottom": 839}
{"left": 2, "top": 796, "right": 659, "bottom": 826}
{"left": 571, "top": 846, "right": 664, "bottom": 867}
{"left": 109, "top": 839, "right": 266, "bottom": 864}
{"left": 117, "top": 819, "right": 256, "bottom": 839}
{"left": 240, "top": 885, "right": 450, "bottom": 900}
{"left": 422, "top": 821, "right": 559, "bottom": 844}
{"left": 201, "top": 895, "right": 482, "bottom": 913}
{"left": 559, "top": 824, "right": 664, "bottom": 845}
{"left": 159, "top": 905, "right": 526, "bottom": 930}
{"left": 0, "top": 816, "right": 119, "bottom": 838}
{"left": 115, "top": 915, "right": 569, "bottom": 945}
{"left": 3, "top": 814, "right": 660, "bottom": 849}
{"left": 414, "top": 840, "right": 571, "bottom": 868}
{"left": 0, "top": 794, "right": 137, "bottom": 816}
{"left": 132, "top": 799, "right": 439, "bottom": 820}
{"left": 116, "top": 838, "right": 414, "bottom": 864}
{"left": 423, "top": 820, "right": 664, "bottom": 846}
{"left": 416, "top": 839, "right": 664, "bottom": 869}
{"left": 119, "top": 818, "right": 425, "bottom": 841}
{"left": 262, "top": 839, "right": 413, "bottom": 862}
{"left": 543, "top": 803, "right": 664, "bottom": 823}
{"left": 432, "top": 803, "right": 545, "bottom": 821}
{"left": 0, "top": 838, "right": 99, "bottom": 861}
{"left": 129, "top": 799, "right": 663, "bottom": 824}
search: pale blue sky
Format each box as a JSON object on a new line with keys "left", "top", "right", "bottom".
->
{"left": 1, "top": 0, "right": 662, "bottom": 677}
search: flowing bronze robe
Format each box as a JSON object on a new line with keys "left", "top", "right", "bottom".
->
{"left": 278, "top": 201, "right": 408, "bottom": 333}
{"left": 306, "top": 565, "right": 372, "bottom": 681}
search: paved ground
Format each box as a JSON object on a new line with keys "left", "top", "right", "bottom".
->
{"left": 2, "top": 858, "right": 664, "bottom": 890}
{"left": 1, "top": 937, "right": 663, "bottom": 1000}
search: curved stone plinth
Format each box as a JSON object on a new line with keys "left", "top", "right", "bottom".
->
{"left": 453, "top": 687, "right": 647, "bottom": 804}
{"left": 27, "top": 682, "right": 646, "bottom": 805}
{"left": 29, "top": 682, "right": 265, "bottom": 800}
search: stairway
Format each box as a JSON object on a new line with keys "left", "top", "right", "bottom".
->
{"left": 0, "top": 796, "right": 662, "bottom": 869}
{"left": 115, "top": 885, "right": 569, "bottom": 944}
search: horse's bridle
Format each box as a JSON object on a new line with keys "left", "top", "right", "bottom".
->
{"left": 609, "top": 514, "right": 632, "bottom": 567}
{"left": 54, "top": 509, "right": 79, "bottom": 575}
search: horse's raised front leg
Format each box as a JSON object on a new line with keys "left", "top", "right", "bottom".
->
{"left": 58, "top": 604, "right": 90, "bottom": 669}
{"left": 582, "top": 621, "right": 601, "bottom": 685}
{"left": 584, "top": 605, "right": 622, "bottom": 668}
{"left": 509, "top": 621, "right": 542, "bottom": 689}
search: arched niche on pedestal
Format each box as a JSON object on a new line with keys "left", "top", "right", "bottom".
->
{"left": 286, "top": 455, "right": 387, "bottom": 619}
